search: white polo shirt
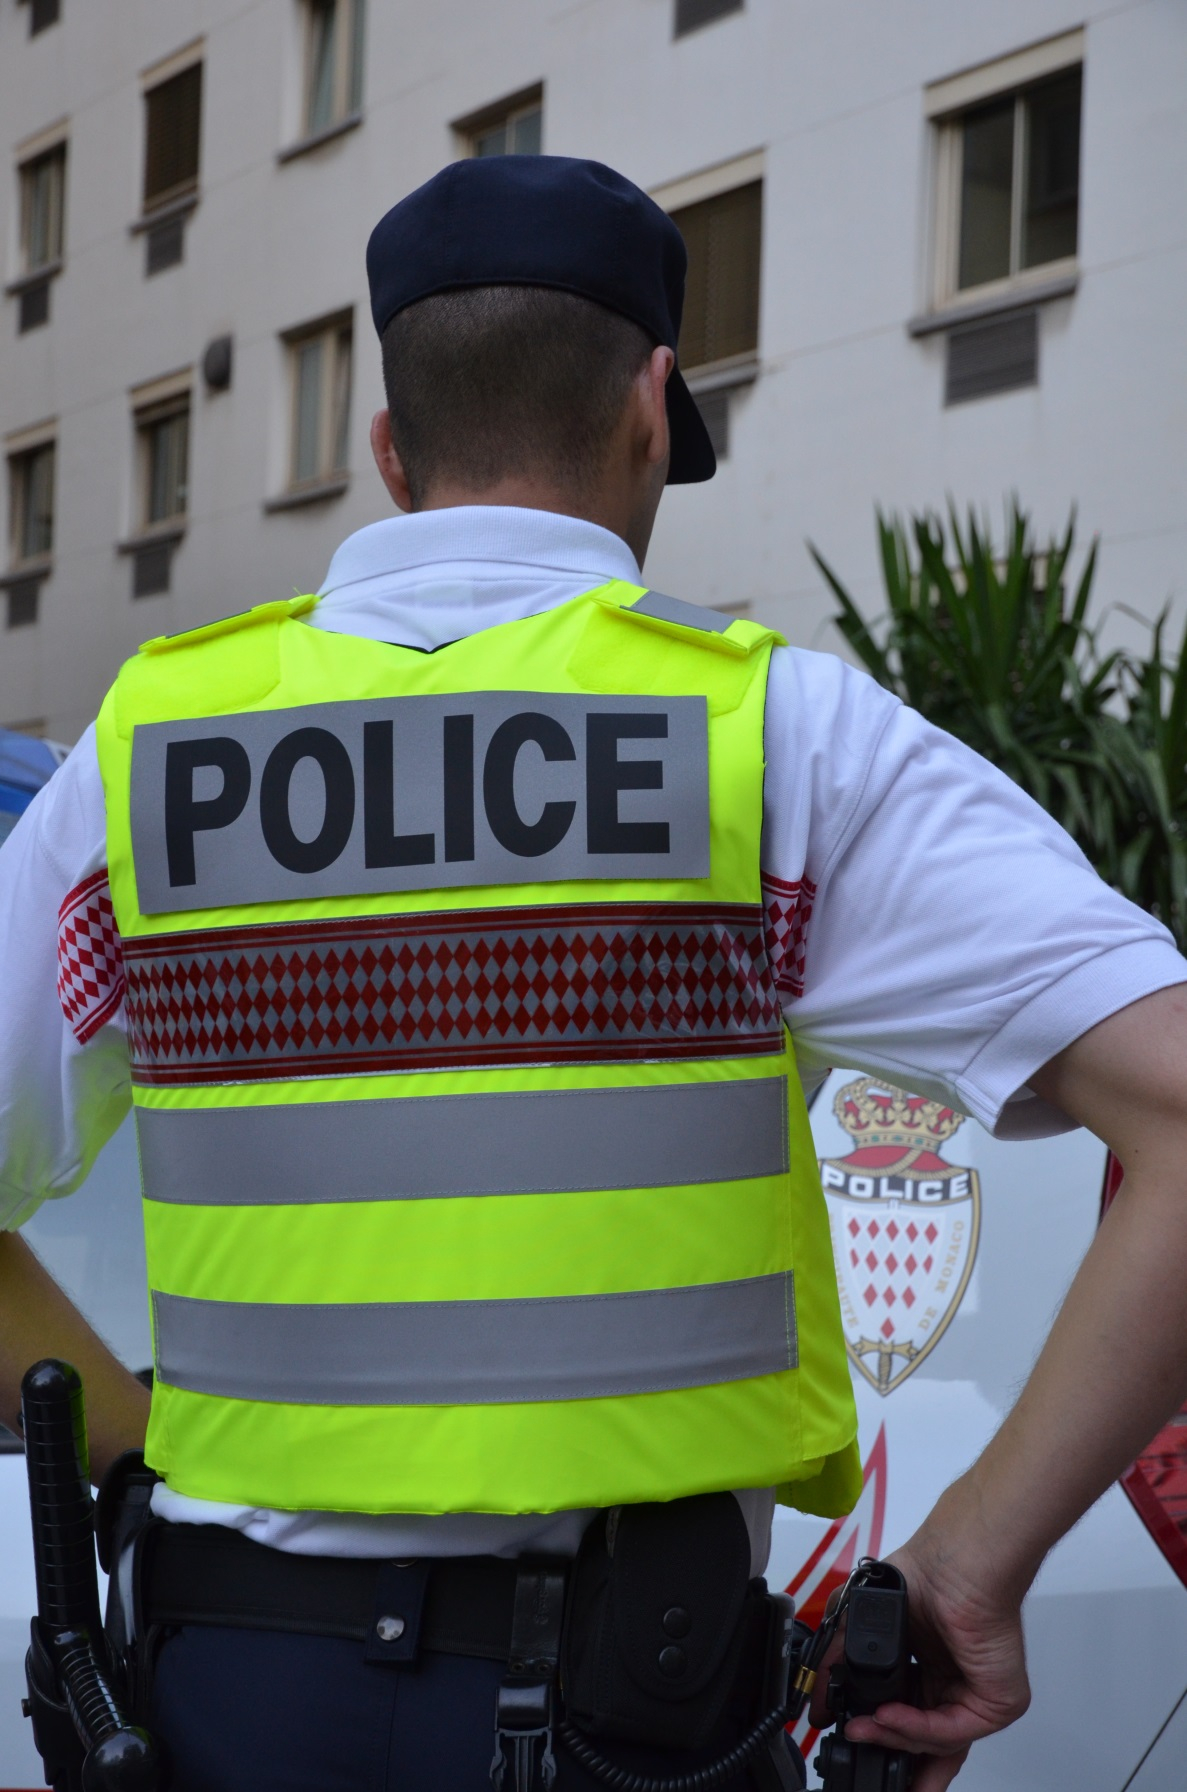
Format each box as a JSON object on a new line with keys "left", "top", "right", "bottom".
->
{"left": 3, "top": 505, "right": 1183, "bottom": 1565}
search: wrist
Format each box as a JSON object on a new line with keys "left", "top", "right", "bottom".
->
{"left": 909, "top": 1468, "right": 1049, "bottom": 1613}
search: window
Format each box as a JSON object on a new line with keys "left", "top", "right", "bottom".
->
{"left": 143, "top": 62, "right": 202, "bottom": 212}
{"left": 456, "top": 85, "right": 543, "bottom": 158}
{"left": 138, "top": 401, "right": 189, "bottom": 528}
{"left": 4, "top": 436, "right": 54, "bottom": 628}
{"left": 126, "top": 384, "right": 189, "bottom": 595}
{"left": 674, "top": 0, "right": 743, "bottom": 38}
{"left": 670, "top": 180, "right": 762, "bottom": 373}
{"left": 12, "top": 137, "right": 66, "bottom": 330}
{"left": 286, "top": 315, "right": 352, "bottom": 491}
{"left": 304, "top": 0, "right": 365, "bottom": 137}
{"left": 19, "top": 144, "right": 66, "bottom": 274}
{"left": 20, "top": 0, "right": 60, "bottom": 37}
{"left": 8, "top": 440, "right": 55, "bottom": 567}
{"left": 929, "top": 37, "right": 1082, "bottom": 305}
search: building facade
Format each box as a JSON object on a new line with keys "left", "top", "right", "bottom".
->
{"left": 1, "top": 0, "right": 1184, "bottom": 743}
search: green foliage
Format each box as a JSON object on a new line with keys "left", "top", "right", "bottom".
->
{"left": 810, "top": 501, "right": 1187, "bottom": 950}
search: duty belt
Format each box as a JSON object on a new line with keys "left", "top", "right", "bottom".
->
{"left": 142, "top": 1522, "right": 529, "bottom": 1661}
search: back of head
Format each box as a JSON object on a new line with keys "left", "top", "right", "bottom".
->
{"left": 381, "top": 285, "right": 654, "bottom": 508}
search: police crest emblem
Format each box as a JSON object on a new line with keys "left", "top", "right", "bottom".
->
{"left": 820, "top": 1077, "right": 980, "bottom": 1395}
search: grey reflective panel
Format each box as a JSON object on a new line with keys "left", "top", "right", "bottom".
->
{"left": 630, "top": 591, "right": 736, "bottom": 635}
{"left": 152, "top": 1272, "right": 797, "bottom": 1405}
{"left": 130, "top": 692, "right": 709, "bottom": 914}
{"left": 137, "top": 1076, "right": 789, "bottom": 1204}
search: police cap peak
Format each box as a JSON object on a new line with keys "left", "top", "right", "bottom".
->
{"left": 366, "top": 155, "right": 716, "bottom": 485}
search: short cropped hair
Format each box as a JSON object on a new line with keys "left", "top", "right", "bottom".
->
{"left": 381, "top": 286, "right": 654, "bottom": 507}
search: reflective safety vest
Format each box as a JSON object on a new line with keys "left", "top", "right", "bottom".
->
{"left": 95, "top": 579, "right": 860, "bottom": 1518}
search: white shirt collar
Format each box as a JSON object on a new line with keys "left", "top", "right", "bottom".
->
{"left": 318, "top": 506, "right": 641, "bottom": 596}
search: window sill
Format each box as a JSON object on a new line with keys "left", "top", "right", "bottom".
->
{"left": 0, "top": 560, "right": 51, "bottom": 588}
{"left": 5, "top": 260, "right": 62, "bottom": 297}
{"left": 130, "top": 192, "right": 199, "bottom": 237}
{"left": 685, "top": 353, "right": 760, "bottom": 396}
{"left": 908, "top": 271, "right": 1079, "bottom": 338}
{"left": 117, "top": 523, "right": 186, "bottom": 554}
{"left": 263, "top": 475, "right": 350, "bottom": 514}
{"left": 277, "top": 113, "right": 363, "bottom": 165}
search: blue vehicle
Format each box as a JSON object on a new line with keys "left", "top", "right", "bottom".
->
{"left": 0, "top": 732, "right": 67, "bottom": 847}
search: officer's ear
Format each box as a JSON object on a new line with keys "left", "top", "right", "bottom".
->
{"left": 637, "top": 346, "right": 674, "bottom": 472}
{"left": 371, "top": 409, "right": 414, "bottom": 512}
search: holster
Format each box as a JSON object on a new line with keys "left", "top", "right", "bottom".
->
{"left": 24, "top": 1618, "right": 86, "bottom": 1792}
{"left": 561, "top": 1492, "right": 773, "bottom": 1753}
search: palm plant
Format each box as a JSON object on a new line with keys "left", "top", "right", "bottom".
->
{"left": 810, "top": 502, "right": 1187, "bottom": 950}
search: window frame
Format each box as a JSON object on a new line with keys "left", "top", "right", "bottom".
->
{"left": 6, "top": 433, "right": 56, "bottom": 572}
{"left": 140, "top": 43, "right": 204, "bottom": 218}
{"left": 928, "top": 34, "right": 1083, "bottom": 312}
{"left": 18, "top": 141, "right": 67, "bottom": 277}
{"left": 128, "top": 375, "right": 192, "bottom": 536}
{"left": 302, "top": 0, "right": 365, "bottom": 139}
{"left": 453, "top": 84, "right": 544, "bottom": 160}
{"left": 283, "top": 312, "right": 354, "bottom": 494}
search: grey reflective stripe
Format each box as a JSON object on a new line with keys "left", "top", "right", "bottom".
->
{"left": 137, "top": 1077, "right": 789, "bottom": 1205}
{"left": 630, "top": 591, "right": 736, "bottom": 635}
{"left": 152, "top": 1273, "right": 797, "bottom": 1405}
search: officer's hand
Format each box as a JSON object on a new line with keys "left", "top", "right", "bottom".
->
{"left": 828, "top": 1506, "right": 1031, "bottom": 1792}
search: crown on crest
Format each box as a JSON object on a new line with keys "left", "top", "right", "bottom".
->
{"left": 833, "top": 1077, "right": 963, "bottom": 1150}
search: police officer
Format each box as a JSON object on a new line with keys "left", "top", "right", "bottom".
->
{"left": 2, "top": 156, "right": 1187, "bottom": 1792}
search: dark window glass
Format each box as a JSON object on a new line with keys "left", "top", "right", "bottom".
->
{"left": 1022, "top": 69, "right": 1081, "bottom": 270}
{"left": 671, "top": 182, "right": 762, "bottom": 371}
{"left": 958, "top": 97, "right": 1014, "bottom": 290}
{"left": 144, "top": 63, "right": 203, "bottom": 209}
{"left": 143, "top": 409, "right": 189, "bottom": 524}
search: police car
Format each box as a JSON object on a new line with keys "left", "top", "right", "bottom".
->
{"left": 0, "top": 743, "right": 1184, "bottom": 1787}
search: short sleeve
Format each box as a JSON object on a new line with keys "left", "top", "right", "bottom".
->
{"left": 762, "top": 647, "right": 1187, "bottom": 1138}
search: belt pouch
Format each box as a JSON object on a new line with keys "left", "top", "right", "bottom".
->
{"left": 561, "top": 1493, "right": 757, "bottom": 1752}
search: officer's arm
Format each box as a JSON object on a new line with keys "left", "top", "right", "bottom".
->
{"left": 0, "top": 1231, "right": 150, "bottom": 1480}
{"left": 831, "top": 983, "right": 1187, "bottom": 1790}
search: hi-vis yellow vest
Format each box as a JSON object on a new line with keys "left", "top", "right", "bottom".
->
{"left": 95, "top": 579, "right": 860, "bottom": 1519}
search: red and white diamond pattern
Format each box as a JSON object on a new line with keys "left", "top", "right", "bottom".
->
{"left": 844, "top": 1209, "right": 940, "bottom": 1344}
{"left": 761, "top": 871, "right": 815, "bottom": 1000}
{"left": 122, "top": 902, "right": 784, "bottom": 1085}
{"left": 58, "top": 870, "right": 126, "bottom": 1045}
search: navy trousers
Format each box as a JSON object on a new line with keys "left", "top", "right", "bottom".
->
{"left": 149, "top": 1624, "right": 806, "bottom": 1791}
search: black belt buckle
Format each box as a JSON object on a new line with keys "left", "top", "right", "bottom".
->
{"left": 489, "top": 1557, "right": 566, "bottom": 1792}
{"left": 490, "top": 1676, "right": 557, "bottom": 1791}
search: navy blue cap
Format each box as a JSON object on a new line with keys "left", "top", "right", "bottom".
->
{"left": 366, "top": 156, "right": 715, "bottom": 484}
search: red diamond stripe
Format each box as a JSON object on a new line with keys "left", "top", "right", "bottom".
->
{"left": 761, "top": 870, "right": 815, "bottom": 1000}
{"left": 58, "top": 871, "right": 126, "bottom": 1045}
{"left": 123, "top": 902, "right": 784, "bottom": 1087}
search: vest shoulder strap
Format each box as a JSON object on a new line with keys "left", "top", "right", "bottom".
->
{"left": 138, "top": 593, "right": 319, "bottom": 658}
{"left": 591, "top": 582, "right": 786, "bottom": 656}
{"left": 108, "top": 595, "right": 318, "bottom": 741}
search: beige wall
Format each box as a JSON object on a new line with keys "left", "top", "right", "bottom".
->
{"left": 1, "top": 0, "right": 1185, "bottom": 741}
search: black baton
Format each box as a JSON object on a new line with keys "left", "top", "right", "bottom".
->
{"left": 21, "top": 1359, "right": 158, "bottom": 1792}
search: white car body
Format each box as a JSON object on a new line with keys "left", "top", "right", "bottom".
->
{"left": 2, "top": 1074, "right": 1186, "bottom": 1788}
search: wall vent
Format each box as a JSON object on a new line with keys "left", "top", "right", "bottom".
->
{"left": 945, "top": 309, "right": 1038, "bottom": 405}
{"left": 6, "top": 578, "right": 42, "bottom": 628}
{"left": 145, "top": 214, "right": 185, "bottom": 277}
{"left": 18, "top": 279, "right": 51, "bottom": 333}
{"left": 675, "top": 0, "right": 743, "bottom": 39}
{"left": 695, "top": 388, "right": 730, "bottom": 460}
{"left": 133, "top": 540, "right": 173, "bottom": 598}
